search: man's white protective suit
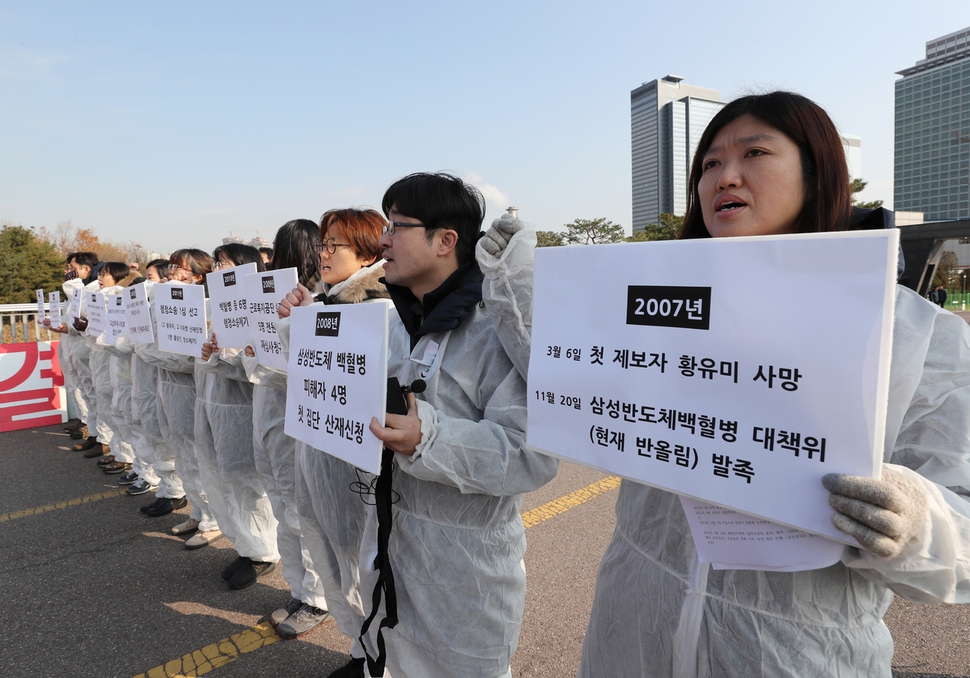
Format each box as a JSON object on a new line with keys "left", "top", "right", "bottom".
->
{"left": 124, "top": 343, "right": 162, "bottom": 488}
{"left": 476, "top": 216, "right": 970, "bottom": 677}
{"left": 59, "top": 277, "right": 87, "bottom": 424}
{"left": 359, "top": 259, "right": 559, "bottom": 678}
{"left": 71, "top": 279, "right": 105, "bottom": 444}
{"left": 84, "top": 285, "right": 127, "bottom": 454}
{"left": 195, "top": 348, "right": 279, "bottom": 562}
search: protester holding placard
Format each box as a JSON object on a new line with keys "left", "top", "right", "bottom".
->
{"left": 193, "top": 244, "right": 279, "bottom": 577}
{"left": 136, "top": 249, "right": 210, "bottom": 518}
{"left": 559, "top": 92, "right": 970, "bottom": 677}
{"left": 357, "top": 173, "right": 558, "bottom": 678}
{"left": 275, "top": 210, "right": 389, "bottom": 657}
{"left": 85, "top": 263, "right": 136, "bottom": 474}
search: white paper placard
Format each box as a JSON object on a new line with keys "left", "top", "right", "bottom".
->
{"left": 36, "top": 289, "right": 45, "bottom": 319}
{"left": 68, "top": 287, "right": 84, "bottom": 327}
{"left": 244, "top": 268, "right": 298, "bottom": 371}
{"left": 48, "top": 292, "right": 61, "bottom": 330}
{"left": 106, "top": 293, "right": 127, "bottom": 342}
{"left": 154, "top": 283, "right": 208, "bottom": 356}
{"left": 86, "top": 291, "right": 107, "bottom": 337}
{"left": 284, "top": 303, "right": 389, "bottom": 475}
{"left": 206, "top": 263, "right": 258, "bottom": 348}
{"left": 526, "top": 230, "right": 898, "bottom": 542}
{"left": 125, "top": 283, "right": 155, "bottom": 345}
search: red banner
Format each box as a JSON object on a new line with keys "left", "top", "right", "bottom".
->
{"left": 0, "top": 341, "right": 66, "bottom": 432}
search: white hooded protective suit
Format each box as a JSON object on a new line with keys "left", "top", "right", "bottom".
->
{"left": 477, "top": 219, "right": 970, "bottom": 677}
{"left": 195, "top": 348, "right": 279, "bottom": 561}
{"left": 71, "top": 279, "right": 105, "bottom": 442}
{"left": 359, "top": 259, "right": 559, "bottom": 678}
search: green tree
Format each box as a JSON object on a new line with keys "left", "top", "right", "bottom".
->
{"left": 564, "top": 218, "right": 625, "bottom": 245}
{"left": 0, "top": 225, "right": 65, "bottom": 304}
{"left": 627, "top": 213, "right": 683, "bottom": 242}
{"left": 536, "top": 230, "right": 565, "bottom": 247}
{"left": 850, "top": 177, "right": 884, "bottom": 210}
{"left": 932, "top": 250, "right": 959, "bottom": 290}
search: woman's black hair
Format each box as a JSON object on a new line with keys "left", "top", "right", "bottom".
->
{"left": 100, "top": 261, "right": 132, "bottom": 285}
{"left": 269, "top": 220, "right": 321, "bottom": 287}
{"left": 212, "top": 243, "right": 265, "bottom": 272}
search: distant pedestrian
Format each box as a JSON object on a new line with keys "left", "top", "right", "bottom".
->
{"left": 936, "top": 285, "right": 948, "bottom": 308}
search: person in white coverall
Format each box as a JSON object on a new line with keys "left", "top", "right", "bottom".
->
{"left": 275, "top": 210, "right": 390, "bottom": 666}
{"left": 360, "top": 173, "right": 559, "bottom": 678}
{"left": 194, "top": 243, "right": 280, "bottom": 585}
{"left": 478, "top": 91, "right": 970, "bottom": 678}
{"left": 242, "top": 219, "right": 334, "bottom": 633}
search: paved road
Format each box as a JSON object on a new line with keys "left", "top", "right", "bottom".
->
{"left": 2, "top": 423, "right": 969, "bottom": 677}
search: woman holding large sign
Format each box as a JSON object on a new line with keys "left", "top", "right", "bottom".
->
{"left": 573, "top": 92, "right": 970, "bottom": 676}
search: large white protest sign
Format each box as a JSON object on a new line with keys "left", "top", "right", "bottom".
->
{"left": 68, "top": 287, "right": 84, "bottom": 326}
{"left": 48, "top": 292, "right": 61, "bottom": 330}
{"left": 154, "top": 284, "right": 207, "bottom": 356}
{"left": 527, "top": 230, "right": 898, "bottom": 542}
{"left": 86, "top": 292, "right": 107, "bottom": 337}
{"left": 125, "top": 283, "right": 155, "bottom": 345}
{"left": 284, "top": 302, "right": 389, "bottom": 475}
{"left": 207, "top": 263, "right": 258, "bottom": 348}
{"left": 244, "top": 268, "right": 298, "bottom": 371}
{"left": 106, "top": 293, "right": 127, "bottom": 342}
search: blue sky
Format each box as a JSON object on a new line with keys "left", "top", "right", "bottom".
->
{"left": 0, "top": 1, "right": 965, "bottom": 255}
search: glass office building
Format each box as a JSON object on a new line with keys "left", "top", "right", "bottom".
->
{"left": 895, "top": 27, "right": 970, "bottom": 220}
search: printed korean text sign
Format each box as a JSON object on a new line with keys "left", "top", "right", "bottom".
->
{"left": 154, "top": 284, "right": 207, "bottom": 356}
{"left": 284, "top": 302, "right": 389, "bottom": 475}
{"left": 125, "top": 283, "right": 155, "bottom": 345}
{"left": 0, "top": 341, "right": 66, "bottom": 432}
{"left": 87, "top": 292, "right": 107, "bottom": 337}
{"left": 48, "top": 292, "right": 61, "bottom": 330}
{"left": 207, "top": 263, "right": 258, "bottom": 348}
{"left": 526, "top": 230, "right": 898, "bottom": 542}
{"left": 106, "top": 293, "right": 127, "bottom": 342}
{"left": 68, "top": 287, "right": 84, "bottom": 326}
{"left": 244, "top": 268, "right": 298, "bottom": 371}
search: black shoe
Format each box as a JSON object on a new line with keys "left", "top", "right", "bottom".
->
{"left": 327, "top": 657, "right": 366, "bottom": 678}
{"left": 227, "top": 559, "right": 275, "bottom": 590}
{"left": 83, "top": 443, "right": 109, "bottom": 458}
{"left": 145, "top": 496, "right": 187, "bottom": 517}
{"left": 63, "top": 419, "right": 81, "bottom": 433}
{"left": 140, "top": 497, "right": 166, "bottom": 513}
{"left": 221, "top": 556, "right": 249, "bottom": 581}
{"left": 69, "top": 425, "right": 88, "bottom": 440}
{"left": 73, "top": 436, "right": 98, "bottom": 452}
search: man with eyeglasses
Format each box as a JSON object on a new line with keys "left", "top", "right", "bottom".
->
{"left": 339, "top": 172, "right": 558, "bottom": 678}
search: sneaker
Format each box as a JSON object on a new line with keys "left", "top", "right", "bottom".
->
{"left": 221, "top": 555, "right": 249, "bottom": 581}
{"left": 270, "top": 597, "right": 303, "bottom": 626}
{"left": 326, "top": 657, "right": 366, "bottom": 678}
{"left": 185, "top": 529, "right": 224, "bottom": 550}
{"left": 96, "top": 455, "right": 116, "bottom": 467}
{"left": 117, "top": 471, "right": 139, "bottom": 486}
{"left": 227, "top": 559, "right": 276, "bottom": 590}
{"left": 277, "top": 603, "right": 332, "bottom": 639}
{"left": 104, "top": 462, "right": 132, "bottom": 475}
{"left": 127, "top": 480, "right": 156, "bottom": 496}
{"left": 144, "top": 496, "right": 187, "bottom": 517}
{"left": 171, "top": 518, "right": 200, "bottom": 535}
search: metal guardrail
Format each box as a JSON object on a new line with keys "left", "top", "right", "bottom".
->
{"left": 0, "top": 303, "right": 59, "bottom": 343}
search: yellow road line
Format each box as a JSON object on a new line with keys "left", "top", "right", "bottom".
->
{"left": 134, "top": 621, "right": 280, "bottom": 678}
{"left": 135, "top": 476, "right": 621, "bottom": 678}
{"left": 0, "top": 488, "right": 127, "bottom": 523}
{"left": 521, "top": 475, "right": 621, "bottom": 528}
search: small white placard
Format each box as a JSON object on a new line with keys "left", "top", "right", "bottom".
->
{"left": 526, "top": 230, "right": 898, "bottom": 542}
{"left": 48, "top": 292, "right": 61, "bottom": 330}
{"left": 206, "top": 263, "right": 258, "bottom": 348}
{"left": 244, "top": 268, "right": 298, "bottom": 371}
{"left": 36, "top": 289, "right": 45, "bottom": 319}
{"left": 284, "top": 303, "right": 389, "bottom": 475}
{"left": 125, "top": 283, "right": 155, "bottom": 345}
{"left": 86, "top": 292, "right": 107, "bottom": 337}
{"left": 106, "top": 293, "right": 127, "bottom": 342}
{"left": 68, "top": 287, "right": 84, "bottom": 327}
{"left": 154, "top": 283, "right": 208, "bottom": 356}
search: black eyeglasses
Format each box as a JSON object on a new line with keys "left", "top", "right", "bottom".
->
{"left": 382, "top": 220, "right": 425, "bottom": 236}
{"left": 315, "top": 239, "right": 354, "bottom": 255}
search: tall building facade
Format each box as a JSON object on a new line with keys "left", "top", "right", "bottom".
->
{"left": 895, "top": 26, "right": 970, "bottom": 221}
{"left": 631, "top": 76, "right": 724, "bottom": 231}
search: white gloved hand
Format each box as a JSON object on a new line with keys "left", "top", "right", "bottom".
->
{"left": 479, "top": 214, "right": 525, "bottom": 257}
{"left": 822, "top": 466, "right": 927, "bottom": 558}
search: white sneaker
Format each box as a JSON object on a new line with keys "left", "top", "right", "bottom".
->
{"left": 171, "top": 518, "right": 200, "bottom": 535}
{"left": 185, "top": 529, "right": 225, "bottom": 550}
